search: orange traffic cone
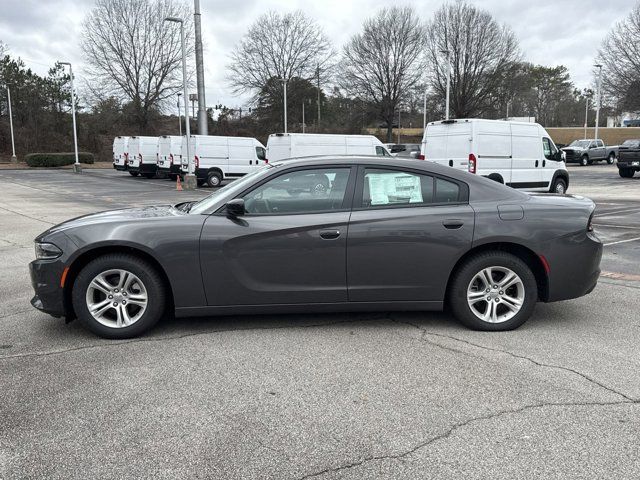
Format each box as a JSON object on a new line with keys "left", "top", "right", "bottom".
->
{"left": 176, "top": 176, "right": 183, "bottom": 191}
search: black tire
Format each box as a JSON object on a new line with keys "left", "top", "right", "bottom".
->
{"left": 129, "top": 171, "right": 139, "bottom": 177}
{"left": 197, "top": 179, "right": 206, "bottom": 187}
{"left": 580, "top": 155, "right": 589, "bottom": 166}
{"left": 169, "top": 173, "right": 178, "bottom": 181}
{"left": 143, "top": 172, "right": 155, "bottom": 179}
{"left": 619, "top": 168, "right": 635, "bottom": 178}
{"left": 550, "top": 177, "right": 567, "bottom": 194}
{"left": 71, "top": 254, "right": 166, "bottom": 339}
{"left": 607, "top": 153, "right": 616, "bottom": 164}
{"left": 206, "top": 171, "right": 223, "bottom": 188}
{"left": 448, "top": 252, "right": 538, "bottom": 331}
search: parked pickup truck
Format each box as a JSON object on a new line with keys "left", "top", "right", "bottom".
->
{"left": 561, "top": 139, "right": 618, "bottom": 166}
{"left": 617, "top": 139, "right": 640, "bottom": 178}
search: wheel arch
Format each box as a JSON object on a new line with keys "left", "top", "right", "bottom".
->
{"left": 445, "top": 242, "right": 549, "bottom": 304}
{"left": 550, "top": 170, "right": 569, "bottom": 191}
{"left": 63, "top": 244, "right": 175, "bottom": 320}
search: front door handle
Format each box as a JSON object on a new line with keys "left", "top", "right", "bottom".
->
{"left": 535, "top": 160, "right": 539, "bottom": 167}
{"left": 319, "top": 229, "right": 341, "bottom": 240}
{"left": 443, "top": 219, "right": 464, "bottom": 229}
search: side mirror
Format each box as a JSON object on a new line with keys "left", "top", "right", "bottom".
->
{"left": 555, "top": 150, "right": 563, "bottom": 161}
{"left": 410, "top": 151, "right": 419, "bottom": 159}
{"left": 226, "top": 198, "right": 245, "bottom": 217}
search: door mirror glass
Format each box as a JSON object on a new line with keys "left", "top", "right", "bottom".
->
{"left": 226, "top": 198, "right": 245, "bottom": 216}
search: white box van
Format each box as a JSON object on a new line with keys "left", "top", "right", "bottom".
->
{"left": 420, "top": 119, "right": 569, "bottom": 193}
{"left": 156, "top": 135, "right": 182, "bottom": 180}
{"left": 112, "top": 136, "right": 129, "bottom": 171}
{"left": 180, "top": 135, "right": 267, "bottom": 187}
{"left": 266, "top": 133, "right": 392, "bottom": 161}
{"left": 128, "top": 136, "right": 159, "bottom": 178}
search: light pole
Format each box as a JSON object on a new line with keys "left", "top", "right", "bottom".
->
{"left": 177, "top": 92, "right": 182, "bottom": 136}
{"left": 423, "top": 87, "right": 427, "bottom": 131}
{"left": 164, "top": 16, "right": 195, "bottom": 190}
{"left": 59, "top": 62, "right": 80, "bottom": 174}
{"left": 397, "top": 107, "right": 401, "bottom": 144}
{"left": 4, "top": 85, "right": 17, "bottom": 163}
{"left": 584, "top": 96, "right": 589, "bottom": 140}
{"left": 193, "top": 0, "right": 207, "bottom": 135}
{"left": 441, "top": 49, "right": 451, "bottom": 120}
{"left": 302, "top": 101, "right": 305, "bottom": 133}
{"left": 594, "top": 64, "right": 603, "bottom": 141}
{"left": 281, "top": 78, "right": 288, "bottom": 133}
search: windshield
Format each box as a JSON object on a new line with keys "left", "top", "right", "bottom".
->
{"left": 569, "top": 140, "right": 590, "bottom": 148}
{"left": 188, "top": 165, "right": 272, "bottom": 214}
{"left": 622, "top": 139, "right": 640, "bottom": 147}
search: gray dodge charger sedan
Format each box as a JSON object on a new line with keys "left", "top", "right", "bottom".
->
{"left": 30, "top": 157, "right": 602, "bottom": 338}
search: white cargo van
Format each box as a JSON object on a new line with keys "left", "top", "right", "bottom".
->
{"left": 127, "top": 136, "right": 159, "bottom": 178}
{"left": 266, "top": 133, "right": 392, "bottom": 161}
{"left": 156, "top": 135, "right": 182, "bottom": 180}
{"left": 112, "top": 136, "right": 129, "bottom": 172}
{"left": 419, "top": 119, "right": 569, "bottom": 193}
{"left": 180, "top": 135, "right": 267, "bottom": 187}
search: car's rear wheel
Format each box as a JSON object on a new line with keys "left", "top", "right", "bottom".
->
{"left": 72, "top": 254, "right": 166, "bottom": 339}
{"left": 580, "top": 155, "right": 589, "bottom": 166}
{"left": 129, "top": 171, "right": 139, "bottom": 177}
{"left": 207, "top": 171, "right": 222, "bottom": 188}
{"left": 550, "top": 177, "right": 567, "bottom": 194}
{"left": 607, "top": 153, "right": 616, "bottom": 164}
{"left": 448, "top": 252, "right": 538, "bottom": 331}
{"left": 619, "top": 168, "right": 635, "bottom": 178}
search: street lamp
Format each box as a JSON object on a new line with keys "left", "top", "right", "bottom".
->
{"left": 594, "top": 64, "right": 603, "bottom": 141}
{"left": 441, "top": 49, "right": 451, "bottom": 120}
{"left": 3, "top": 85, "right": 17, "bottom": 163}
{"left": 177, "top": 92, "right": 182, "bottom": 136}
{"left": 281, "top": 78, "right": 288, "bottom": 133}
{"left": 164, "top": 16, "right": 195, "bottom": 190}
{"left": 59, "top": 62, "right": 80, "bottom": 174}
{"left": 584, "top": 96, "right": 589, "bottom": 140}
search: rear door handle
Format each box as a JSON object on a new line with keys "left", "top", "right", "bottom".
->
{"left": 443, "top": 219, "right": 464, "bottom": 229}
{"left": 319, "top": 229, "right": 341, "bottom": 240}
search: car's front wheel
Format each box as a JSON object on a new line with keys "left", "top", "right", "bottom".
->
{"left": 448, "top": 252, "right": 538, "bottom": 331}
{"left": 580, "top": 155, "right": 589, "bottom": 166}
{"left": 619, "top": 168, "right": 635, "bottom": 178}
{"left": 71, "top": 254, "right": 166, "bottom": 338}
{"left": 129, "top": 171, "right": 139, "bottom": 177}
{"left": 550, "top": 177, "right": 567, "bottom": 194}
{"left": 607, "top": 153, "right": 616, "bottom": 164}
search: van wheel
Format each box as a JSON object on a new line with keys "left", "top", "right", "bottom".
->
{"left": 71, "top": 254, "right": 166, "bottom": 339}
{"left": 550, "top": 177, "right": 567, "bottom": 194}
{"left": 129, "top": 171, "right": 139, "bottom": 177}
{"left": 619, "top": 168, "right": 635, "bottom": 178}
{"left": 580, "top": 155, "right": 589, "bottom": 166}
{"left": 207, "top": 171, "right": 222, "bottom": 188}
{"left": 448, "top": 252, "right": 537, "bottom": 331}
{"left": 607, "top": 153, "right": 616, "bottom": 164}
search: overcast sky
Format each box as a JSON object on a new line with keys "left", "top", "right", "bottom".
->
{"left": 0, "top": 0, "right": 634, "bottom": 109}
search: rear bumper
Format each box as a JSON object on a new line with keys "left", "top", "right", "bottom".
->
{"left": 128, "top": 163, "right": 158, "bottom": 174}
{"left": 29, "top": 259, "right": 67, "bottom": 317}
{"left": 544, "top": 231, "right": 603, "bottom": 302}
{"left": 158, "top": 164, "right": 181, "bottom": 175}
{"left": 113, "top": 163, "right": 128, "bottom": 171}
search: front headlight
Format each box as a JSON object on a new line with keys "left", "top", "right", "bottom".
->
{"left": 35, "top": 242, "right": 62, "bottom": 260}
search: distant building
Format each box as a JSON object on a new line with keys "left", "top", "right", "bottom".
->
{"left": 607, "top": 112, "right": 640, "bottom": 127}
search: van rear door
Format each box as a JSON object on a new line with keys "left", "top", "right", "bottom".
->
{"left": 445, "top": 122, "right": 472, "bottom": 170}
{"left": 475, "top": 121, "right": 512, "bottom": 183}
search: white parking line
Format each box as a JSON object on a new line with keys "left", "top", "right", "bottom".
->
{"left": 604, "top": 236, "right": 640, "bottom": 247}
{"left": 594, "top": 223, "right": 640, "bottom": 230}
{"left": 595, "top": 207, "right": 640, "bottom": 218}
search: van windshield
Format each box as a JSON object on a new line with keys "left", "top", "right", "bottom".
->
{"left": 188, "top": 165, "right": 273, "bottom": 214}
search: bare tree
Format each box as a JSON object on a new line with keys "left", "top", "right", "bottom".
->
{"left": 227, "top": 11, "right": 333, "bottom": 103}
{"left": 597, "top": 3, "right": 640, "bottom": 113}
{"left": 0, "top": 41, "right": 7, "bottom": 57}
{"left": 81, "top": 0, "right": 193, "bottom": 132}
{"left": 425, "top": 1, "right": 520, "bottom": 118}
{"left": 340, "top": 6, "right": 426, "bottom": 141}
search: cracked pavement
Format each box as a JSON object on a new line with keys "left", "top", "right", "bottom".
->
{"left": 1, "top": 167, "right": 640, "bottom": 479}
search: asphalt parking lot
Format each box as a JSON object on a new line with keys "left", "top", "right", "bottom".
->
{"left": 1, "top": 164, "right": 639, "bottom": 479}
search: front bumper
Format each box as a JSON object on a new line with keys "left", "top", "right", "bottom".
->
{"left": 617, "top": 161, "right": 640, "bottom": 170}
{"left": 29, "top": 259, "right": 67, "bottom": 317}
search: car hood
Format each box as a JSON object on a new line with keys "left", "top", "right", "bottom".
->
{"left": 38, "top": 205, "right": 185, "bottom": 239}
{"left": 561, "top": 147, "right": 585, "bottom": 152}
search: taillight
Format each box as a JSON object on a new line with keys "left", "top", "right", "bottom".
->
{"left": 124, "top": 153, "right": 129, "bottom": 160}
{"left": 468, "top": 153, "right": 476, "bottom": 174}
{"left": 587, "top": 212, "right": 594, "bottom": 232}
{"left": 417, "top": 154, "right": 425, "bottom": 160}
{"left": 169, "top": 154, "right": 174, "bottom": 165}
{"left": 139, "top": 153, "right": 143, "bottom": 164}
{"left": 195, "top": 155, "right": 199, "bottom": 168}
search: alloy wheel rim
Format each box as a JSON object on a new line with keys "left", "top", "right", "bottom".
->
{"left": 556, "top": 183, "right": 565, "bottom": 194}
{"left": 85, "top": 269, "right": 148, "bottom": 328}
{"left": 467, "top": 266, "right": 525, "bottom": 323}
